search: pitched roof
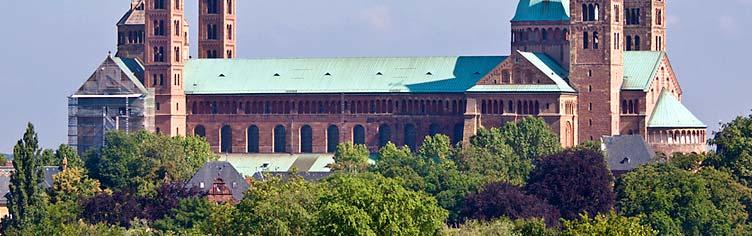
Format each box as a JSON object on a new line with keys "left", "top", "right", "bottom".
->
{"left": 186, "top": 162, "right": 250, "bottom": 201}
{"left": 117, "top": 2, "right": 145, "bottom": 26}
{"left": 648, "top": 90, "right": 706, "bottom": 128}
{"left": 0, "top": 166, "right": 62, "bottom": 205}
{"left": 185, "top": 56, "right": 507, "bottom": 94}
{"left": 112, "top": 57, "right": 147, "bottom": 93}
{"left": 622, "top": 51, "right": 665, "bottom": 91}
{"left": 602, "top": 135, "right": 655, "bottom": 172}
{"left": 512, "top": 0, "right": 571, "bottom": 22}
{"left": 467, "top": 52, "right": 575, "bottom": 93}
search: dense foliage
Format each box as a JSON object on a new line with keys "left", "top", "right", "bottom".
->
{"left": 8, "top": 114, "right": 752, "bottom": 235}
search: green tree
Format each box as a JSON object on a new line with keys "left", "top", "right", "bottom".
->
{"left": 330, "top": 142, "right": 370, "bottom": 173}
{"left": 500, "top": 117, "right": 562, "bottom": 161}
{"left": 153, "top": 197, "right": 214, "bottom": 233}
{"left": 4, "top": 123, "right": 47, "bottom": 231}
{"left": 561, "top": 212, "right": 657, "bottom": 236}
{"left": 49, "top": 166, "right": 105, "bottom": 203}
{"left": 708, "top": 114, "right": 752, "bottom": 187}
{"left": 0, "top": 154, "right": 7, "bottom": 166}
{"left": 616, "top": 164, "right": 752, "bottom": 235}
{"left": 462, "top": 131, "right": 529, "bottom": 185}
{"left": 314, "top": 173, "right": 448, "bottom": 236}
{"left": 86, "top": 130, "right": 216, "bottom": 195}
{"left": 55, "top": 144, "right": 84, "bottom": 169}
{"left": 232, "top": 175, "right": 321, "bottom": 236}
{"left": 446, "top": 218, "right": 557, "bottom": 236}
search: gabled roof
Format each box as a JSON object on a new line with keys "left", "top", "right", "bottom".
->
{"left": 623, "top": 51, "right": 665, "bottom": 91}
{"left": 0, "top": 166, "right": 62, "bottom": 205}
{"left": 117, "top": 1, "right": 145, "bottom": 26}
{"left": 512, "top": 0, "right": 571, "bottom": 22}
{"left": 112, "top": 57, "right": 147, "bottom": 93}
{"left": 187, "top": 162, "right": 250, "bottom": 201}
{"left": 648, "top": 90, "right": 706, "bottom": 128}
{"left": 185, "top": 56, "right": 507, "bottom": 94}
{"left": 73, "top": 56, "right": 147, "bottom": 97}
{"left": 468, "top": 52, "right": 575, "bottom": 93}
{"left": 602, "top": 135, "right": 655, "bottom": 172}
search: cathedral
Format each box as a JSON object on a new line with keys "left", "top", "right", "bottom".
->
{"left": 68, "top": 0, "right": 707, "bottom": 156}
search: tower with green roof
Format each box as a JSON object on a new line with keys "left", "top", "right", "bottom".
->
{"left": 511, "top": 0, "right": 572, "bottom": 67}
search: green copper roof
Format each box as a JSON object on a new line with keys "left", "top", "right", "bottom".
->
{"left": 648, "top": 90, "right": 706, "bottom": 128}
{"left": 467, "top": 51, "right": 575, "bottom": 93}
{"left": 623, "top": 51, "right": 665, "bottom": 91}
{"left": 512, "top": 0, "right": 571, "bottom": 22}
{"left": 185, "top": 56, "right": 508, "bottom": 94}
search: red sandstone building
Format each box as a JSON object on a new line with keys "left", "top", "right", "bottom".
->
{"left": 68, "top": 0, "right": 707, "bottom": 155}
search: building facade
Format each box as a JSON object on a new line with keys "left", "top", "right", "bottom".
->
{"left": 70, "top": 0, "right": 707, "bottom": 155}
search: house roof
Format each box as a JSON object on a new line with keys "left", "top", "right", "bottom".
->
{"left": 0, "top": 166, "right": 62, "bottom": 205}
{"left": 185, "top": 56, "right": 508, "bottom": 94}
{"left": 112, "top": 57, "right": 147, "bottom": 93}
{"left": 648, "top": 90, "right": 706, "bottom": 128}
{"left": 512, "top": 0, "right": 571, "bottom": 22}
{"left": 622, "top": 51, "right": 665, "bottom": 91}
{"left": 602, "top": 135, "right": 656, "bottom": 172}
{"left": 186, "top": 162, "right": 250, "bottom": 201}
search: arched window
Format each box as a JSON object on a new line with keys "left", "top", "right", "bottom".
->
{"left": 593, "top": 31, "right": 599, "bottom": 49}
{"left": 429, "top": 124, "right": 441, "bottom": 136}
{"left": 194, "top": 125, "right": 206, "bottom": 137}
{"left": 353, "top": 125, "right": 366, "bottom": 145}
{"left": 404, "top": 124, "right": 417, "bottom": 151}
{"left": 628, "top": 100, "right": 634, "bottom": 114}
{"left": 634, "top": 36, "right": 641, "bottom": 50}
{"left": 327, "top": 125, "right": 339, "bottom": 153}
{"left": 220, "top": 125, "right": 232, "bottom": 153}
{"left": 582, "top": 4, "right": 588, "bottom": 21}
{"left": 588, "top": 4, "right": 595, "bottom": 21}
{"left": 583, "top": 32, "right": 589, "bottom": 49}
{"left": 274, "top": 125, "right": 286, "bottom": 153}
{"left": 247, "top": 125, "right": 259, "bottom": 153}
{"left": 593, "top": 4, "right": 600, "bottom": 21}
{"left": 622, "top": 100, "right": 628, "bottom": 114}
{"left": 453, "top": 123, "right": 464, "bottom": 145}
{"left": 300, "top": 125, "right": 313, "bottom": 153}
{"left": 626, "top": 35, "right": 632, "bottom": 51}
{"left": 379, "top": 124, "right": 392, "bottom": 148}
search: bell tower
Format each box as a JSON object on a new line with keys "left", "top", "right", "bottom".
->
{"left": 199, "top": 0, "right": 237, "bottom": 58}
{"left": 623, "top": 0, "right": 666, "bottom": 51}
{"left": 144, "top": 0, "right": 187, "bottom": 136}
{"left": 569, "top": 0, "right": 624, "bottom": 142}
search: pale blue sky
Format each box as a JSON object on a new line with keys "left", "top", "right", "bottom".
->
{"left": 1, "top": 0, "right": 750, "bottom": 153}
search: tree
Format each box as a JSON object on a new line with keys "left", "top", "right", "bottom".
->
{"left": 708, "top": 113, "right": 752, "bottom": 187}
{"left": 616, "top": 164, "right": 752, "bottom": 235}
{"left": 561, "top": 212, "right": 657, "bottom": 236}
{"left": 524, "top": 149, "right": 615, "bottom": 220}
{"left": 232, "top": 175, "right": 321, "bottom": 236}
{"left": 85, "top": 130, "right": 216, "bottom": 195}
{"left": 461, "top": 131, "right": 529, "bottom": 185}
{"left": 330, "top": 142, "right": 370, "bottom": 173}
{"left": 462, "top": 182, "right": 560, "bottom": 226}
{"left": 499, "top": 117, "right": 562, "bottom": 162}
{"left": 0, "top": 154, "right": 7, "bottom": 166}
{"left": 313, "top": 173, "right": 448, "bottom": 236}
{"left": 49, "top": 166, "right": 104, "bottom": 203}
{"left": 4, "top": 123, "right": 47, "bottom": 231}
{"left": 82, "top": 189, "right": 142, "bottom": 227}
{"left": 447, "top": 218, "right": 557, "bottom": 236}
{"left": 152, "top": 197, "right": 214, "bottom": 234}
{"left": 55, "top": 144, "right": 84, "bottom": 169}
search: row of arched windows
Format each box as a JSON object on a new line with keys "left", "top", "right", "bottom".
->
{"left": 621, "top": 99, "right": 640, "bottom": 114}
{"left": 581, "top": 4, "right": 600, "bottom": 22}
{"left": 190, "top": 98, "right": 468, "bottom": 115}
{"left": 480, "top": 100, "right": 543, "bottom": 115}
{"left": 117, "top": 31, "right": 144, "bottom": 46}
{"left": 512, "top": 28, "right": 570, "bottom": 43}
{"left": 625, "top": 8, "right": 641, "bottom": 25}
{"left": 197, "top": 123, "right": 465, "bottom": 154}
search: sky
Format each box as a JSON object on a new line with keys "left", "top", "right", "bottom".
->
{"left": 0, "top": 0, "right": 750, "bottom": 153}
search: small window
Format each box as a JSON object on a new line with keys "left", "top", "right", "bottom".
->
{"left": 199, "top": 182, "right": 205, "bottom": 188}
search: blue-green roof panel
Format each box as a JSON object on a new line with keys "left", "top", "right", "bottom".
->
{"left": 185, "top": 56, "right": 509, "bottom": 94}
{"left": 623, "top": 51, "right": 664, "bottom": 91}
{"left": 648, "top": 90, "right": 706, "bottom": 128}
{"left": 512, "top": 0, "right": 571, "bottom": 22}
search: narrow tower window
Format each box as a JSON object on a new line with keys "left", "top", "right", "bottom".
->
{"left": 583, "top": 32, "right": 589, "bottom": 49}
{"left": 593, "top": 31, "right": 599, "bottom": 49}
{"left": 634, "top": 36, "right": 641, "bottom": 50}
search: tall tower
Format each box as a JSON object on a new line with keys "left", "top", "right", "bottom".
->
{"left": 144, "top": 0, "right": 187, "bottom": 136}
{"left": 199, "top": 0, "right": 237, "bottom": 58}
{"left": 623, "top": 0, "right": 666, "bottom": 51}
{"left": 511, "top": 0, "right": 571, "bottom": 67}
{"left": 569, "top": 0, "right": 624, "bottom": 142}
